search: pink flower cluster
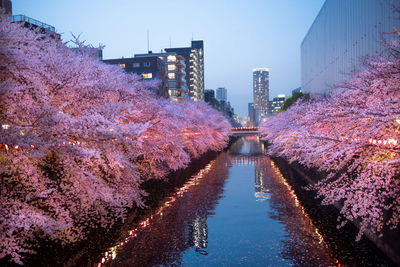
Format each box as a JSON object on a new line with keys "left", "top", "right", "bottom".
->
{"left": 0, "top": 15, "right": 230, "bottom": 264}
{"left": 260, "top": 36, "right": 400, "bottom": 242}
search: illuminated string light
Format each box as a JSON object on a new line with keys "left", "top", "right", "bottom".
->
{"left": 270, "top": 161, "right": 333, "bottom": 250}
{"left": 368, "top": 138, "right": 398, "bottom": 146}
{"left": 231, "top": 127, "right": 259, "bottom": 132}
{"left": 96, "top": 160, "right": 217, "bottom": 266}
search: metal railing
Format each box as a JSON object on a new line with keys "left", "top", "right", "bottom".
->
{"left": 231, "top": 127, "right": 259, "bottom": 132}
{"left": 11, "top": 15, "right": 55, "bottom": 32}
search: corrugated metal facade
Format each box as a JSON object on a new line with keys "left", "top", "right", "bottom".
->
{"left": 301, "top": 0, "right": 400, "bottom": 95}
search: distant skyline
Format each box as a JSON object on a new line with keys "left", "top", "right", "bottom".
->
{"left": 12, "top": 0, "right": 325, "bottom": 117}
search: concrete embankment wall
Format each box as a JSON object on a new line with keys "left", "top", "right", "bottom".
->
{"left": 272, "top": 157, "right": 400, "bottom": 265}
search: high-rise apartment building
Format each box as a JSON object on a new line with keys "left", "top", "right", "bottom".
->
{"left": 165, "top": 40, "right": 204, "bottom": 101}
{"left": 252, "top": 68, "right": 269, "bottom": 117}
{"left": 292, "top": 87, "right": 302, "bottom": 95}
{"left": 268, "top": 94, "right": 286, "bottom": 115}
{"left": 135, "top": 52, "right": 188, "bottom": 101}
{"left": 204, "top": 89, "right": 215, "bottom": 102}
{"left": 248, "top": 103, "right": 260, "bottom": 126}
{"left": 301, "top": 0, "right": 400, "bottom": 95}
{"left": 216, "top": 87, "right": 227, "bottom": 101}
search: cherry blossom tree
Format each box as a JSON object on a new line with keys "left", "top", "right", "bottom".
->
{"left": 0, "top": 13, "right": 230, "bottom": 264}
{"left": 176, "top": 100, "right": 231, "bottom": 158}
{"left": 260, "top": 31, "right": 400, "bottom": 241}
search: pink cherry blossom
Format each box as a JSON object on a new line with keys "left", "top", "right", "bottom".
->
{"left": 0, "top": 14, "right": 230, "bottom": 264}
{"left": 260, "top": 33, "right": 400, "bottom": 241}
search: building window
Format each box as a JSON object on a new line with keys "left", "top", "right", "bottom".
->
{"left": 168, "top": 64, "right": 176, "bottom": 71}
{"left": 144, "top": 62, "right": 151, "bottom": 67}
{"left": 169, "top": 89, "right": 177, "bottom": 96}
{"left": 119, "top": 63, "right": 126, "bottom": 68}
{"left": 167, "top": 55, "right": 176, "bottom": 62}
{"left": 133, "top": 62, "right": 140, "bottom": 68}
{"left": 168, "top": 73, "right": 175, "bottom": 79}
{"left": 143, "top": 73, "right": 152, "bottom": 79}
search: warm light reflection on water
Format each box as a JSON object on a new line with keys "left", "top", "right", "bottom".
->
{"left": 96, "top": 156, "right": 228, "bottom": 266}
{"left": 93, "top": 137, "right": 387, "bottom": 266}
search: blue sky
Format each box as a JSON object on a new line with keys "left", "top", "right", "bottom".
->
{"left": 12, "top": 0, "right": 324, "bottom": 117}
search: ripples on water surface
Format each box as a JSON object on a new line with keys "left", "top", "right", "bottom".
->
{"left": 96, "top": 137, "right": 392, "bottom": 267}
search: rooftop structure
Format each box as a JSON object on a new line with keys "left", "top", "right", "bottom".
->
{"left": 11, "top": 14, "right": 60, "bottom": 39}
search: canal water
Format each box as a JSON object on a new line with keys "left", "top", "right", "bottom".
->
{"left": 96, "top": 137, "right": 392, "bottom": 266}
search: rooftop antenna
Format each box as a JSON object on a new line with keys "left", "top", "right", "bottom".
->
{"left": 191, "top": 33, "right": 194, "bottom": 41}
{"left": 169, "top": 36, "right": 172, "bottom": 48}
{"left": 147, "top": 30, "right": 150, "bottom": 53}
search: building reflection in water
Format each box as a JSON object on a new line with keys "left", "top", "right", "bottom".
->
{"left": 187, "top": 216, "right": 208, "bottom": 255}
{"left": 230, "top": 137, "right": 337, "bottom": 265}
{"left": 228, "top": 137, "right": 335, "bottom": 265}
{"left": 96, "top": 137, "right": 351, "bottom": 266}
{"left": 229, "top": 135, "right": 265, "bottom": 156}
{"left": 97, "top": 153, "right": 231, "bottom": 266}
{"left": 254, "top": 165, "right": 271, "bottom": 201}
{"left": 247, "top": 148, "right": 338, "bottom": 266}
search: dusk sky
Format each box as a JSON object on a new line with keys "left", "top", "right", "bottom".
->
{"left": 12, "top": 0, "right": 325, "bottom": 117}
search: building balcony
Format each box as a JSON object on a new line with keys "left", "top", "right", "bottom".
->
{"left": 176, "top": 70, "right": 185, "bottom": 76}
{"left": 176, "top": 61, "right": 185, "bottom": 68}
{"left": 12, "top": 15, "right": 56, "bottom": 32}
{"left": 177, "top": 87, "right": 188, "bottom": 93}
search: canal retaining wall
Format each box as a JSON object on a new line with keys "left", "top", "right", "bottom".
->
{"left": 272, "top": 157, "right": 400, "bottom": 265}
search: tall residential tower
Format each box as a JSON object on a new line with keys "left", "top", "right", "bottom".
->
{"left": 165, "top": 40, "right": 204, "bottom": 101}
{"left": 216, "top": 87, "right": 227, "bottom": 101}
{"left": 253, "top": 68, "right": 269, "bottom": 117}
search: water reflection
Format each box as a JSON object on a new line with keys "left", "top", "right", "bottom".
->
{"left": 228, "top": 138, "right": 337, "bottom": 266}
{"left": 188, "top": 216, "right": 208, "bottom": 254}
{"left": 254, "top": 157, "right": 338, "bottom": 266}
{"left": 99, "top": 153, "right": 231, "bottom": 266}
{"left": 95, "top": 137, "right": 388, "bottom": 266}
{"left": 229, "top": 135, "right": 265, "bottom": 156}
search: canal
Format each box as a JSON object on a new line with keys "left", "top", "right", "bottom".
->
{"left": 96, "top": 136, "right": 392, "bottom": 266}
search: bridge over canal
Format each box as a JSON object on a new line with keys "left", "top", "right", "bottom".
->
{"left": 231, "top": 127, "right": 259, "bottom": 136}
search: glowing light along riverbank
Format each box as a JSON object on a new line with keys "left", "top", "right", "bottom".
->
{"left": 269, "top": 160, "right": 342, "bottom": 266}
{"left": 87, "top": 137, "right": 390, "bottom": 266}
{"left": 96, "top": 160, "right": 217, "bottom": 266}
